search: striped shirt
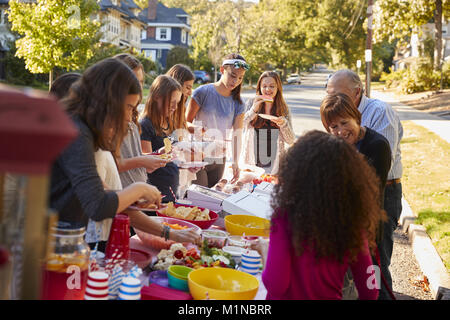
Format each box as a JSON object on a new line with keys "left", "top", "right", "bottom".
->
{"left": 358, "top": 95, "right": 403, "bottom": 180}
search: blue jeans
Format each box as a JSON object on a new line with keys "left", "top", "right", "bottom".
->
{"left": 377, "top": 182, "right": 403, "bottom": 300}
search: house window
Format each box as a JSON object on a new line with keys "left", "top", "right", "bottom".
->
{"left": 157, "top": 49, "right": 162, "bottom": 59}
{"left": 141, "top": 30, "right": 146, "bottom": 40}
{"left": 181, "top": 30, "right": 187, "bottom": 44}
{"left": 144, "top": 50, "right": 157, "bottom": 62}
{"left": 160, "top": 28, "right": 167, "bottom": 40}
{"left": 156, "top": 28, "right": 171, "bottom": 41}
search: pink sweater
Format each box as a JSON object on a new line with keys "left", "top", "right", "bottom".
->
{"left": 262, "top": 213, "right": 379, "bottom": 300}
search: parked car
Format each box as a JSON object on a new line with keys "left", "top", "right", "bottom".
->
{"left": 194, "top": 70, "right": 211, "bottom": 84}
{"left": 286, "top": 74, "right": 301, "bottom": 84}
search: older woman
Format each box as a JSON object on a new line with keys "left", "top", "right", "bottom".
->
{"left": 241, "top": 71, "right": 295, "bottom": 174}
{"left": 320, "top": 93, "right": 391, "bottom": 193}
{"left": 320, "top": 92, "right": 393, "bottom": 300}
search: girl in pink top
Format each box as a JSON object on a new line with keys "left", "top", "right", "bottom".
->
{"left": 258, "top": 130, "right": 386, "bottom": 300}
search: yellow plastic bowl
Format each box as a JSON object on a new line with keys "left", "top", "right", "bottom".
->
{"left": 224, "top": 215, "right": 270, "bottom": 237}
{"left": 188, "top": 267, "right": 259, "bottom": 300}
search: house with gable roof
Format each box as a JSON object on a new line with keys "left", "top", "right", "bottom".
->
{"left": 98, "top": 0, "right": 147, "bottom": 51}
{"left": 139, "top": 0, "right": 191, "bottom": 69}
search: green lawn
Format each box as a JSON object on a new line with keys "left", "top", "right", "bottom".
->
{"left": 400, "top": 121, "right": 450, "bottom": 272}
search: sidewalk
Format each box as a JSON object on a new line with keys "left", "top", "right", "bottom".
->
{"left": 371, "top": 90, "right": 450, "bottom": 143}
{"left": 372, "top": 89, "right": 450, "bottom": 299}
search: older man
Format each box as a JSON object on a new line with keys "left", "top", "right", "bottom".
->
{"left": 327, "top": 69, "right": 403, "bottom": 300}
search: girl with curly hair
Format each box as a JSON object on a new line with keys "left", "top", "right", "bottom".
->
{"left": 258, "top": 130, "right": 386, "bottom": 300}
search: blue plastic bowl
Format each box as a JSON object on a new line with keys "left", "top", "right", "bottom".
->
{"left": 167, "top": 271, "right": 189, "bottom": 291}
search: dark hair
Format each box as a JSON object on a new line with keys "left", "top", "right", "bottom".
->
{"left": 166, "top": 64, "right": 194, "bottom": 130}
{"left": 50, "top": 73, "right": 82, "bottom": 100}
{"left": 222, "top": 53, "right": 247, "bottom": 104}
{"left": 251, "top": 71, "right": 289, "bottom": 129}
{"left": 113, "top": 53, "right": 144, "bottom": 132}
{"left": 272, "top": 130, "right": 386, "bottom": 263}
{"left": 62, "top": 58, "right": 141, "bottom": 157}
{"left": 143, "top": 75, "right": 182, "bottom": 136}
{"left": 320, "top": 93, "right": 362, "bottom": 131}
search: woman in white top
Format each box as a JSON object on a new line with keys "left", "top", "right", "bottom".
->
{"left": 241, "top": 71, "right": 295, "bottom": 174}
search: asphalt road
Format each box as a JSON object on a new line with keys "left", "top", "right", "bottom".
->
{"left": 242, "top": 70, "right": 434, "bottom": 300}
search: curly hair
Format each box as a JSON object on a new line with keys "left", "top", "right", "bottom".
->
{"left": 271, "top": 130, "right": 386, "bottom": 263}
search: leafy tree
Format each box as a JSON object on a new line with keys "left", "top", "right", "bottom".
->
{"left": 373, "top": 0, "right": 450, "bottom": 70}
{"left": 165, "top": 46, "right": 193, "bottom": 71}
{"left": 8, "top": 0, "right": 101, "bottom": 88}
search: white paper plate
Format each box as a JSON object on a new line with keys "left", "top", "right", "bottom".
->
{"left": 178, "top": 161, "right": 209, "bottom": 169}
{"left": 128, "top": 204, "right": 168, "bottom": 212}
{"left": 258, "top": 114, "right": 278, "bottom": 121}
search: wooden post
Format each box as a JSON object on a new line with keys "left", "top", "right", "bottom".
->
{"left": 21, "top": 175, "right": 50, "bottom": 300}
{"left": 365, "top": 0, "right": 373, "bottom": 98}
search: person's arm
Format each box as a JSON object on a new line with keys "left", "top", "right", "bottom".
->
{"left": 115, "top": 181, "right": 161, "bottom": 213}
{"left": 368, "top": 138, "right": 392, "bottom": 188}
{"left": 349, "top": 240, "right": 380, "bottom": 300}
{"left": 123, "top": 209, "right": 201, "bottom": 245}
{"left": 365, "top": 102, "right": 400, "bottom": 173}
{"left": 243, "top": 98, "right": 260, "bottom": 127}
{"left": 261, "top": 216, "right": 292, "bottom": 298}
{"left": 231, "top": 113, "right": 244, "bottom": 183}
{"left": 58, "top": 125, "right": 118, "bottom": 222}
{"left": 186, "top": 97, "right": 201, "bottom": 125}
{"left": 117, "top": 155, "right": 168, "bottom": 174}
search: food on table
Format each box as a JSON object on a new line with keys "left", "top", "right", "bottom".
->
{"left": 261, "top": 174, "right": 277, "bottom": 183}
{"left": 163, "top": 137, "right": 172, "bottom": 154}
{"left": 201, "top": 230, "right": 228, "bottom": 249}
{"left": 154, "top": 243, "right": 187, "bottom": 270}
{"left": 133, "top": 201, "right": 158, "bottom": 209}
{"left": 262, "top": 95, "right": 274, "bottom": 103}
{"left": 214, "top": 178, "right": 243, "bottom": 194}
{"left": 158, "top": 153, "right": 172, "bottom": 160}
{"left": 153, "top": 242, "right": 235, "bottom": 271}
{"left": 161, "top": 202, "right": 211, "bottom": 221}
{"left": 162, "top": 222, "right": 188, "bottom": 230}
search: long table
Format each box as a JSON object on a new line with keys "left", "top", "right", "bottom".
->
{"left": 131, "top": 230, "right": 268, "bottom": 300}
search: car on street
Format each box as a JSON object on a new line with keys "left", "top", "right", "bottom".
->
{"left": 194, "top": 70, "right": 211, "bottom": 84}
{"left": 286, "top": 74, "right": 301, "bottom": 84}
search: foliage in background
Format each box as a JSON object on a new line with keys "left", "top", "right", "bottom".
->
{"left": 8, "top": 0, "right": 101, "bottom": 87}
{"left": 165, "top": 46, "right": 193, "bottom": 72}
{"left": 381, "top": 59, "right": 450, "bottom": 93}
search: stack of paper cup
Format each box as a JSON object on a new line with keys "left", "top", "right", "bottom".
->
{"left": 118, "top": 276, "right": 141, "bottom": 300}
{"left": 85, "top": 271, "right": 109, "bottom": 300}
{"left": 240, "top": 250, "right": 261, "bottom": 276}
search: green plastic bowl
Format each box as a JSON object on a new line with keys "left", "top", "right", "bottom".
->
{"left": 167, "top": 272, "right": 189, "bottom": 291}
{"left": 168, "top": 265, "right": 193, "bottom": 280}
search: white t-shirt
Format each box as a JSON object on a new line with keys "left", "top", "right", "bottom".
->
{"left": 86, "top": 150, "right": 123, "bottom": 243}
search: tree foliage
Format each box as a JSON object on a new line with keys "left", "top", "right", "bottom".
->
{"left": 8, "top": 0, "right": 101, "bottom": 78}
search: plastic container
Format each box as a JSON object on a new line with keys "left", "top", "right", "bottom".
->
{"left": 222, "top": 246, "right": 244, "bottom": 264}
{"left": 156, "top": 204, "right": 218, "bottom": 229}
{"left": 105, "top": 214, "right": 130, "bottom": 260}
{"left": 149, "top": 270, "right": 169, "bottom": 288}
{"left": 167, "top": 272, "right": 189, "bottom": 291}
{"left": 168, "top": 265, "right": 193, "bottom": 281}
{"left": 201, "top": 229, "right": 228, "bottom": 249}
{"left": 188, "top": 267, "right": 259, "bottom": 300}
{"left": 224, "top": 214, "right": 270, "bottom": 237}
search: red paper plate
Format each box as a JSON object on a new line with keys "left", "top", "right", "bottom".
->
{"left": 129, "top": 248, "right": 153, "bottom": 269}
{"left": 156, "top": 204, "right": 218, "bottom": 229}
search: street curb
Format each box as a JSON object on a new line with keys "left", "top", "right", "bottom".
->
{"left": 398, "top": 198, "right": 450, "bottom": 299}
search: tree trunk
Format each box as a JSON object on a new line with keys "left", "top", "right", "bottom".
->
{"left": 434, "top": 0, "right": 442, "bottom": 71}
{"left": 48, "top": 69, "right": 53, "bottom": 91}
